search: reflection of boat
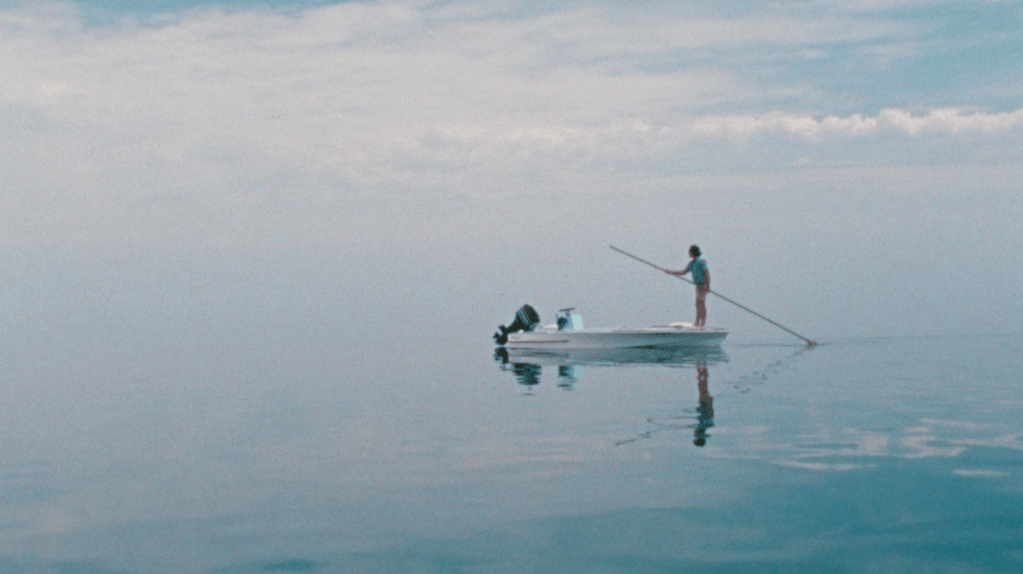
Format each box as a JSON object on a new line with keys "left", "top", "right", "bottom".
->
{"left": 496, "top": 307, "right": 727, "bottom": 351}
{"left": 495, "top": 344, "right": 728, "bottom": 388}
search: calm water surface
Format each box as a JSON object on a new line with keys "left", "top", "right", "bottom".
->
{"left": 2, "top": 307, "right": 1022, "bottom": 572}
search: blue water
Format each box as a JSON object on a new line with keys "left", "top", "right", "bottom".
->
{"left": 2, "top": 287, "right": 1021, "bottom": 574}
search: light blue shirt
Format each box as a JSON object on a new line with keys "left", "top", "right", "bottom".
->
{"left": 683, "top": 257, "right": 708, "bottom": 285}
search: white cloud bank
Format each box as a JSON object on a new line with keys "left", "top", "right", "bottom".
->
{"left": 2, "top": 2, "right": 1019, "bottom": 175}
{"left": 1, "top": 0, "right": 1020, "bottom": 248}
{"left": 691, "top": 108, "right": 1023, "bottom": 141}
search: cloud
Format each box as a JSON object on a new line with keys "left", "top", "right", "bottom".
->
{"left": 0, "top": 0, "right": 1020, "bottom": 250}
{"left": 690, "top": 108, "right": 1023, "bottom": 141}
{"left": 879, "top": 107, "right": 1023, "bottom": 135}
{"left": 0, "top": 1, "right": 1010, "bottom": 167}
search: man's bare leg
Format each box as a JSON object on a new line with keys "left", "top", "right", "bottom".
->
{"left": 695, "top": 288, "right": 707, "bottom": 327}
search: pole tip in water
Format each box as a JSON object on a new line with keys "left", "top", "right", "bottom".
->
{"left": 807, "top": 340, "right": 817, "bottom": 346}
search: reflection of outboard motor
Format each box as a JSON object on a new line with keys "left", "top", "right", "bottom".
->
{"left": 494, "top": 304, "right": 540, "bottom": 346}
{"left": 512, "top": 362, "right": 542, "bottom": 387}
{"left": 494, "top": 347, "right": 510, "bottom": 364}
{"left": 494, "top": 348, "right": 543, "bottom": 387}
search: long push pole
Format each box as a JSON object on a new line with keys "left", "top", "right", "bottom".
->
{"left": 610, "top": 245, "right": 816, "bottom": 346}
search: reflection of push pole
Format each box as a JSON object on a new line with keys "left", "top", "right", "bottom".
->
{"left": 610, "top": 246, "right": 817, "bottom": 346}
{"left": 694, "top": 363, "right": 713, "bottom": 447}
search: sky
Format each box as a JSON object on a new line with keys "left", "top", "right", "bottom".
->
{"left": 1, "top": 0, "right": 1021, "bottom": 340}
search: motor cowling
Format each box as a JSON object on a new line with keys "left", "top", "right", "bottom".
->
{"left": 493, "top": 304, "right": 540, "bottom": 345}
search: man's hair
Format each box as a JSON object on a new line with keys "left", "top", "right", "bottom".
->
{"left": 689, "top": 244, "right": 701, "bottom": 257}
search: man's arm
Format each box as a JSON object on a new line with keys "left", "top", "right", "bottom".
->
{"left": 666, "top": 260, "right": 693, "bottom": 277}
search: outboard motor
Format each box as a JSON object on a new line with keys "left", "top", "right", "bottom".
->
{"left": 494, "top": 304, "right": 540, "bottom": 346}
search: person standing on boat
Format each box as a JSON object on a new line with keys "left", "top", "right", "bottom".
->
{"left": 666, "top": 245, "right": 710, "bottom": 327}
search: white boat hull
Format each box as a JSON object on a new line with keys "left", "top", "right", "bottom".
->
{"left": 507, "top": 326, "right": 727, "bottom": 350}
{"left": 502, "top": 344, "right": 728, "bottom": 366}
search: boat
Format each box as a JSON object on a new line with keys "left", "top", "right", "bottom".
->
{"left": 494, "top": 306, "right": 727, "bottom": 351}
{"left": 496, "top": 343, "right": 728, "bottom": 367}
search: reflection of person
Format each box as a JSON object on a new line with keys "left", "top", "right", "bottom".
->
{"left": 666, "top": 244, "right": 710, "bottom": 327}
{"left": 693, "top": 363, "right": 714, "bottom": 447}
